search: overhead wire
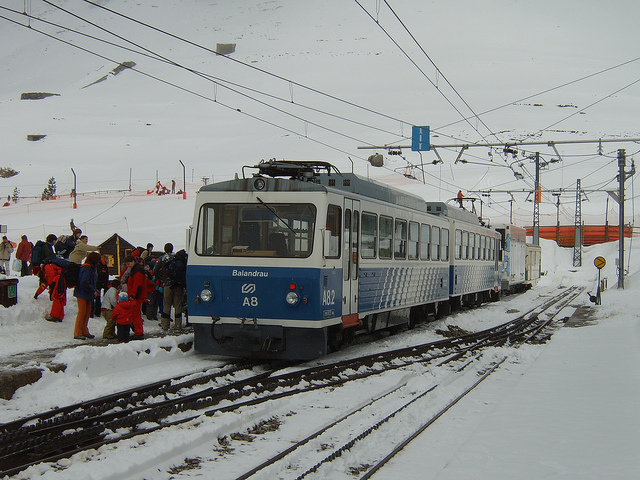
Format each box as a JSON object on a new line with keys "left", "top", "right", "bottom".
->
{"left": 33, "top": 1, "right": 404, "bottom": 149}
{"left": 352, "top": 0, "right": 499, "bottom": 148}
{"left": 380, "top": 0, "right": 504, "bottom": 146}
{"left": 78, "top": 0, "right": 467, "bottom": 144}
{"left": 6, "top": 1, "right": 636, "bottom": 205}
{"left": 0, "top": 14, "right": 365, "bottom": 160}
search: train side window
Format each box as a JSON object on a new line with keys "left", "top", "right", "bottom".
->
{"left": 394, "top": 219, "right": 407, "bottom": 259}
{"left": 408, "top": 221, "right": 419, "bottom": 260}
{"left": 462, "top": 231, "right": 469, "bottom": 260}
{"left": 455, "top": 229, "right": 462, "bottom": 260}
{"left": 352, "top": 210, "right": 359, "bottom": 280}
{"left": 379, "top": 216, "right": 393, "bottom": 259}
{"left": 325, "top": 204, "right": 341, "bottom": 258}
{"left": 195, "top": 204, "right": 217, "bottom": 255}
{"left": 361, "top": 212, "right": 377, "bottom": 259}
{"left": 343, "top": 209, "right": 351, "bottom": 280}
{"left": 441, "top": 228, "right": 449, "bottom": 261}
{"left": 431, "top": 226, "right": 440, "bottom": 260}
{"left": 420, "top": 224, "right": 430, "bottom": 260}
{"left": 476, "top": 234, "right": 481, "bottom": 260}
{"left": 469, "top": 233, "right": 476, "bottom": 260}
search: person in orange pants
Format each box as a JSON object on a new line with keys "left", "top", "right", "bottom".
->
{"left": 73, "top": 252, "right": 101, "bottom": 340}
{"left": 124, "top": 254, "right": 148, "bottom": 340}
{"left": 37, "top": 262, "right": 66, "bottom": 322}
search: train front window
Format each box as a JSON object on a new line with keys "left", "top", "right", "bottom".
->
{"left": 195, "top": 203, "right": 316, "bottom": 257}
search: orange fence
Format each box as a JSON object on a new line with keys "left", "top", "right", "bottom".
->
{"left": 525, "top": 225, "right": 634, "bottom": 247}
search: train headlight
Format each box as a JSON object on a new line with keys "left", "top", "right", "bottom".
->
{"left": 200, "top": 289, "right": 213, "bottom": 302}
{"left": 253, "top": 177, "right": 266, "bottom": 190}
{"left": 285, "top": 291, "right": 299, "bottom": 305}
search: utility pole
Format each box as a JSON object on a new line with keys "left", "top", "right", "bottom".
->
{"left": 606, "top": 149, "right": 635, "bottom": 289}
{"left": 533, "top": 152, "right": 540, "bottom": 245}
{"left": 618, "top": 149, "right": 626, "bottom": 289}
{"left": 552, "top": 193, "right": 561, "bottom": 244}
{"left": 573, "top": 179, "right": 582, "bottom": 267}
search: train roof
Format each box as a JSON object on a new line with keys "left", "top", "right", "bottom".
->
{"left": 198, "top": 160, "right": 428, "bottom": 212}
{"left": 425, "top": 201, "right": 484, "bottom": 226}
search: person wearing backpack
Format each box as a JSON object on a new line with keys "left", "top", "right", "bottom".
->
{"left": 33, "top": 235, "right": 58, "bottom": 297}
{"left": 153, "top": 243, "right": 186, "bottom": 332}
{"left": 73, "top": 252, "right": 101, "bottom": 340}
{"left": 55, "top": 228, "right": 82, "bottom": 259}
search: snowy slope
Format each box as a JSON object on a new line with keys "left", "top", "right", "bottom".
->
{"left": 1, "top": 0, "right": 639, "bottom": 226}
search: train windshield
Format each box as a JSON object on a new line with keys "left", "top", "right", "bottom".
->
{"left": 194, "top": 203, "right": 316, "bottom": 258}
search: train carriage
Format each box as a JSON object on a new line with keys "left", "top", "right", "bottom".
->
{"left": 426, "top": 202, "right": 501, "bottom": 307}
{"left": 495, "top": 224, "right": 529, "bottom": 293}
{"left": 186, "top": 160, "right": 502, "bottom": 359}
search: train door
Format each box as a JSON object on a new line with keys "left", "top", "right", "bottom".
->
{"left": 342, "top": 198, "right": 360, "bottom": 327}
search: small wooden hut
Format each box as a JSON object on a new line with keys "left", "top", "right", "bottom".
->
{"left": 98, "top": 233, "right": 136, "bottom": 275}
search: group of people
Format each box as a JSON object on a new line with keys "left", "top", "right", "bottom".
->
{"left": 0, "top": 234, "right": 35, "bottom": 277}
{"left": 146, "top": 180, "right": 182, "bottom": 196}
{"left": 99, "top": 242, "right": 187, "bottom": 342}
{"left": 29, "top": 221, "right": 188, "bottom": 343}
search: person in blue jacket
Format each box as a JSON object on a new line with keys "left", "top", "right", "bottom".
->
{"left": 73, "top": 251, "right": 101, "bottom": 340}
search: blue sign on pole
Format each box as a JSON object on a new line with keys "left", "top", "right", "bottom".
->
{"left": 411, "top": 126, "right": 430, "bottom": 151}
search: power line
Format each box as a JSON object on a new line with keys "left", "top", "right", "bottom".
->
{"left": 352, "top": 0, "right": 497, "bottom": 146}
{"left": 380, "top": 0, "right": 502, "bottom": 145}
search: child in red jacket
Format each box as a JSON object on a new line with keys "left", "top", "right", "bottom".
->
{"left": 111, "top": 292, "right": 138, "bottom": 342}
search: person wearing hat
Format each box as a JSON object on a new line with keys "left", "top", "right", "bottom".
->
{"left": 101, "top": 279, "right": 121, "bottom": 340}
{"left": 111, "top": 292, "right": 137, "bottom": 342}
{"left": 140, "top": 243, "right": 154, "bottom": 260}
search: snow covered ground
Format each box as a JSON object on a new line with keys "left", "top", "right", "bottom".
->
{"left": 0, "top": 192, "right": 638, "bottom": 478}
{"left": 1, "top": 0, "right": 640, "bottom": 478}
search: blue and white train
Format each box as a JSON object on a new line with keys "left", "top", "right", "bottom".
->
{"left": 186, "top": 160, "right": 504, "bottom": 360}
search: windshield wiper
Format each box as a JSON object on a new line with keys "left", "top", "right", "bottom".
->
{"left": 256, "top": 197, "right": 296, "bottom": 234}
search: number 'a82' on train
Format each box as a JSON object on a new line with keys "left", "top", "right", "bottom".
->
{"left": 186, "top": 160, "right": 506, "bottom": 360}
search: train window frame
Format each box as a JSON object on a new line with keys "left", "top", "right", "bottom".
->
{"left": 408, "top": 221, "right": 419, "bottom": 260}
{"left": 343, "top": 208, "right": 351, "bottom": 280}
{"left": 469, "top": 233, "right": 476, "bottom": 260}
{"left": 379, "top": 215, "right": 393, "bottom": 259}
{"left": 441, "top": 228, "right": 449, "bottom": 261}
{"left": 394, "top": 218, "right": 407, "bottom": 259}
{"left": 361, "top": 212, "right": 377, "bottom": 259}
{"left": 431, "top": 226, "right": 440, "bottom": 261}
{"left": 420, "top": 224, "right": 430, "bottom": 260}
{"left": 462, "top": 231, "right": 469, "bottom": 260}
{"left": 455, "top": 229, "right": 462, "bottom": 260}
{"left": 325, "top": 204, "right": 342, "bottom": 259}
{"left": 194, "top": 202, "right": 316, "bottom": 258}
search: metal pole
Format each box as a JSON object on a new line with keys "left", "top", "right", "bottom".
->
{"left": 573, "top": 179, "right": 582, "bottom": 267}
{"left": 533, "top": 153, "right": 540, "bottom": 245}
{"left": 618, "top": 149, "right": 626, "bottom": 289}
{"left": 179, "top": 159, "right": 186, "bottom": 199}
{"left": 71, "top": 168, "right": 77, "bottom": 209}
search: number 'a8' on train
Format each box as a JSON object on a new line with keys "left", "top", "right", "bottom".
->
{"left": 186, "top": 160, "right": 540, "bottom": 360}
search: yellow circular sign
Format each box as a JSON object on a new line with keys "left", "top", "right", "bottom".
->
{"left": 594, "top": 256, "right": 606, "bottom": 269}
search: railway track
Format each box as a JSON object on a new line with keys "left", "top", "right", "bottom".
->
{"left": 0, "top": 286, "right": 583, "bottom": 478}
